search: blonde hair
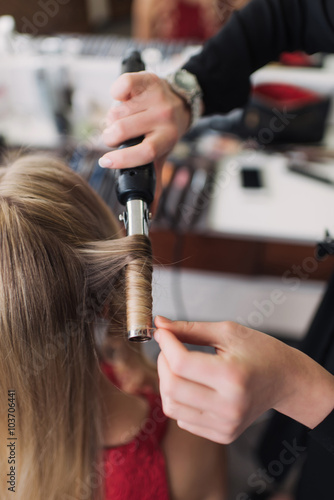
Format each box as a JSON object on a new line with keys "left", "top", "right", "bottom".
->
{"left": 0, "top": 155, "right": 153, "bottom": 500}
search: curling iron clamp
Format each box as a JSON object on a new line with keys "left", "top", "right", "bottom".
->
{"left": 115, "top": 50, "right": 156, "bottom": 342}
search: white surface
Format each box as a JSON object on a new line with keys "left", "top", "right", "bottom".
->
{"left": 146, "top": 265, "right": 325, "bottom": 361}
{"left": 0, "top": 55, "right": 60, "bottom": 147}
{"left": 0, "top": 49, "right": 194, "bottom": 146}
{"left": 4, "top": 48, "right": 334, "bottom": 147}
{"left": 252, "top": 63, "right": 334, "bottom": 124}
{"left": 207, "top": 151, "right": 334, "bottom": 243}
{"left": 252, "top": 65, "right": 334, "bottom": 96}
{"left": 152, "top": 267, "right": 325, "bottom": 339}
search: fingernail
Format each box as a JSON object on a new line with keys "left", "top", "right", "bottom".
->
{"left": 98, "top": 157, "right": 113, "bottom": 168}
{"left": 156, "top": 316, "right": 172, "bottom": 323}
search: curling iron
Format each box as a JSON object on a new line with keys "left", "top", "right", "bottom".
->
{"left": 115, "top": 50, "right": 156, "bottom": 342}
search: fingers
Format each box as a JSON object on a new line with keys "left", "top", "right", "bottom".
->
{"left": 155, "top": 329, "right": 224, "bottom": 388}
{"left": 171, "top": 405, "right": 229, "bottom": 438}
{"left": 155, "top": 317, "right": 254, "bottom": 354}
{"left": 105, "top": 94, "right": 153, "bottom": 125}
{"left": 155, "top": 328, "right": 251, "bottom": 443}
{"left": 100, "top": 73, "right": 189, "bottom": 170}
{"left": 105, "top": 103, "right": 139, "bottom": 125}
{"left": 157, "top": 350, "right": 219, "bottom": 411}
{"left": 155, "top": 316, "right": 227, "bottom": 347}
{"left": 157, "top": 342, "right": 247, "bottom": 409}
{"left": 157, "top": 355, "right": 242, "bottom": 444}
{"left": 110, "top": 71, "right": 160, "bottom": 102}
{"left": 102, "top": 110, "right": 161, "bottom": 148}
{"left": 154, "top": 319, "right": 275, "bottom": 445}
{"left": 99, "top": 134, "right": 165, "bottom": 169}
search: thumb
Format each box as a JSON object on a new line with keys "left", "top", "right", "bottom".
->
{"left": 154, "top": 316, "right": 228, "bottom": 349}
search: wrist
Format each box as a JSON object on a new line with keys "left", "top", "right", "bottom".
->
{"left": 165, "top": 69, "right": 203, "bottom": 129}
{"left": 273, "top": 346, "right": 334, "bottom": 429}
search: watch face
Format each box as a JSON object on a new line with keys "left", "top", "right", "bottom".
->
{"left": 175, "top": 70, "right": 195, "bottom": 91}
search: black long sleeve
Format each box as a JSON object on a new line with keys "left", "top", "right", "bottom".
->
{"left": 183, "top": 0, "right": 334, "bottom": 115}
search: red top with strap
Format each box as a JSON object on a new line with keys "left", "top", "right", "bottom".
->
{"left": 101, "top": 362, "right": 170, "bottom": 500}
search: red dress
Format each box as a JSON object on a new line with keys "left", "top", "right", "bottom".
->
{"left": 101, "top": 362, "right": 170, "bottom": 500}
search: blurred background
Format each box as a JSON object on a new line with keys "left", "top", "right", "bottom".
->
{"left": 1, "top": 0, "right": 334, "bottom": 496}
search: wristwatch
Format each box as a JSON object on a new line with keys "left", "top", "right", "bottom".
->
{"left": 166, "top": 69, "right": 203, "bottom": 128}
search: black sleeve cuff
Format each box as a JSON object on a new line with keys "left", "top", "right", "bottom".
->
{"left": 309, "top": 408, "right": 334, "bottom": 455}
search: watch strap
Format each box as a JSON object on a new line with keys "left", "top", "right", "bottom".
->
{"left": 166, "top": 69, "right": 203, "bottom": 128}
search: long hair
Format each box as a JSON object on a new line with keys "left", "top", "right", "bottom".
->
{"left": 0, "top": 155, "right": 152, "bottom": 500}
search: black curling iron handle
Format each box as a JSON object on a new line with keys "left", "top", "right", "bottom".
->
{"left": 115, "top": 51, "right": 156, "bottom": 207}
{"left": 121, "top": 50, "right": 145, "bottom": 73}
{"left": 116, "top": 137, "right": 156, "bottom": 206}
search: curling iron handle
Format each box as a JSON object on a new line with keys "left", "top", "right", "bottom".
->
{"left": 115, "top": 50, "right": 156, "bottom": 208}
{"left": 115, "top": 137, "right": 156, "bottom": 207}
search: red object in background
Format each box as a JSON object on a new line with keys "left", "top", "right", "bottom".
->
{"left": 171, "top": 1, "right": 206, "bottom": 40}
{"left": 252, "top": 83, "right": 322, "bottom": 109}
{"left": 168, "top": 1, "right": 220, "bottom": 41}
{"left": 280, "top": 51, "right": 318, "bottom": 67}
{"left": 240, "top": 82, "right": 330, "bottom": 143}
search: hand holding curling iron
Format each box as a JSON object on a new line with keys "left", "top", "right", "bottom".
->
{"left": 99, "top": 72, "right": 192, "bottom": 172}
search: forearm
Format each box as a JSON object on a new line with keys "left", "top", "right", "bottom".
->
{"left": 184, "top": 0, "right": 334, "bottom": 115}
{"left": 274, "top": 345, "right": 334, "bottom": 430}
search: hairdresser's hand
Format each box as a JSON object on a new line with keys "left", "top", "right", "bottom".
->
{"left": 154, "top": 317, "right": 334, "bottom": 444}
{"left": 99, "top": 72, "right": 191, "bottom": 172}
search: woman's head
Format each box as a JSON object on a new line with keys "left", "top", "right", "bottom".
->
{"left": 0, "top": 155, "right": 152, "bottom": 500}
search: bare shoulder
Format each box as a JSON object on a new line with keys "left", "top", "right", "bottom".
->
{"left": 161, "top": 418, "right": 228, "bottom": 500}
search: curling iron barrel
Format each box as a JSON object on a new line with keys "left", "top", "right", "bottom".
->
{"left": 115, "top": 50, "right": 156, "bottom": 342}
